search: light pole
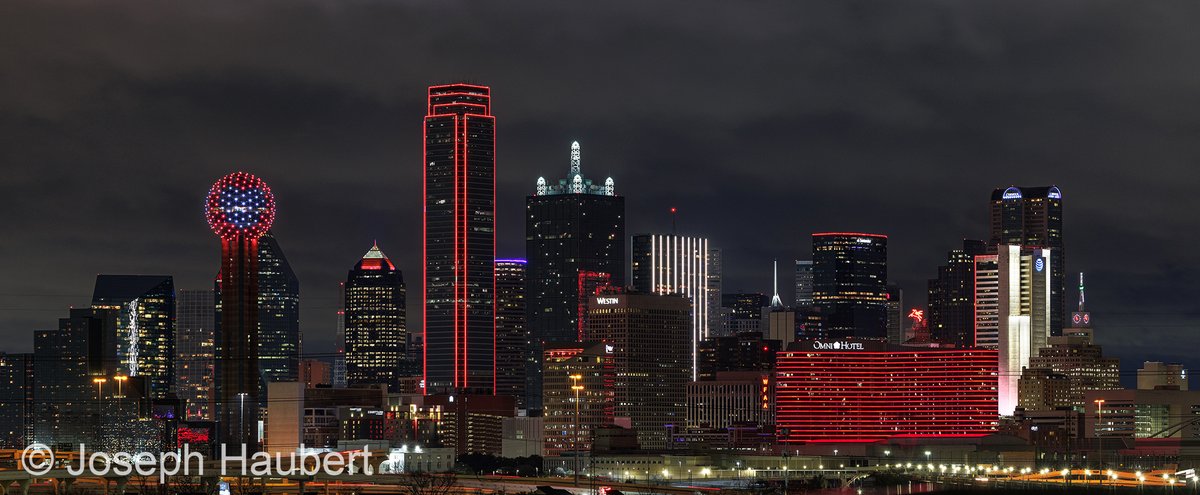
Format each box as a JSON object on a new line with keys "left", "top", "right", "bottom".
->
{"left": 570, "top": 374, "right": 584, "bottom": 487}
{"left": 1094, "top": 398, "right": 1106, "bottom": 470}
{"left": 92, "top": 377, "right": 107, "bottom": 418}
{"left": 237, "top": 392, "right": 248, "bottom": 445}
{"left": 113, "top": 375, "right": 127, "bottom": 418}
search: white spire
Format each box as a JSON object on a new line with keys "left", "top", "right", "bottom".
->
{"left": 570, "top": 141, "right": 581, "bottom": 176}
{"left": 770, "top": 259, "right": 783, "bottom": 308}
{"left": 1078, "top": 272, "right": 1086, "bottom": 312}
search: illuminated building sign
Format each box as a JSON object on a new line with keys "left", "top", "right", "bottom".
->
{"left": 812, "top": 340, "right": 865, "bottom": 351}
{"left": 1035, "top": 258, "right": 1045, "bottom": 272}
{"left": 595, "top": 297, "right": 619, "bottom": 305}
{"left": 1048, "top": 186, "right": 1062, "bottom": 199}
{"left": 605, "top": 344, "right": 614, "bottom": 354}
{"left": 1002, "top": 187, "right": 1022, "bottom": 200}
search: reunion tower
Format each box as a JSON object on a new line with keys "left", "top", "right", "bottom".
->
{"left": 206, "top": 171, "right": 276, "bottom": 450}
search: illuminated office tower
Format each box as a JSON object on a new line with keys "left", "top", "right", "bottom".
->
{"left": 585, "top": 293, "right": 690, "bottom": 450}
{"left": 0, "top": 353, "right": 34, "bottom": 448}
{"left": 1021, "top": 273, "right": 1119, "bottom": 410}
{"left": 974, "top": 245, "right": 1052, "bottom": 416}
{"left": 885, "top": 284, "right": 904, "bottom": 344}
{"left": 811, "top": 233, "right": 888, "bottom": 340}
{"left": 257, "top": 231, "right": 300, "bottom": 384}
{"left": 344, "top": 242, "right": 406, "bottom": 391}
{"left": 706, "top": 248, "right": 723, "bottom": 337}
{"left": 631, "top": 234, "right": 716, "bottom": 379}
{"left": 527, "top": 141, "right": 624, "bottom": 408}
{"left": 720, "top": 293, "right": 767, "bottom": 336}
{"left": 794, "top": 260, "right": 813, "bottom": 308}
{"left": 176, "top": 289, "right": 216, "bottom": 420}
{"left": 990, "top": 186, "right": 1064, "bottom": 336}
{"left": 542, "top": 342, "right": 614, "bottom": 457}
{"left": 928, "top": 239, "right": 988, "bottom": 348}
{"left": 91, "top": 275, "right": 175, "bottom": 400}
{"left": 33, "top": 308, "right": 118, "bottom": 449}
{"left": 424, "top": 83, "right": 495, "bottom": 394}
{"left": 495, "top": 259, "right": 527, "bottom": 404}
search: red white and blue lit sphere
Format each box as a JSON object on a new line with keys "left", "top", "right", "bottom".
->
{"left": 205, "top": 172, "right": 276, "bottom": 240}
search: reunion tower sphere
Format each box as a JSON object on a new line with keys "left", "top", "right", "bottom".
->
{"left": 205, "top": 171, "right": 276, "bottom": 240}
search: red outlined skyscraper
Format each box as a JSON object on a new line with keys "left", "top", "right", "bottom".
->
{"left": 423, "top": 84, "right": 495, "bottom": 394}
{"left": 205, "top": 171, "right": 275, "bottom": 450}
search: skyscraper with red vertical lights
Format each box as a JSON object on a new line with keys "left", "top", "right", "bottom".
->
{"left": 424, "top": 83, "right": 495, "bottom": 394}
{"left": 205, "top": 171, "right": 275, "bottom": 450}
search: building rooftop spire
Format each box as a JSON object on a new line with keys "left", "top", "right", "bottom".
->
{"left": 570, "top": 141, "right": 581, "bottom": 176}
{"left": 770, "top": 259, "right": 783, "bottom": 308}
{"left": 533, "top": 141, "right": 615, "bottom": 196}
{"left": 358, "top": 241, "right": 395, "bottom": 270}
{"left": 1078, "top": 272, "right": 1086, "bottom": 312}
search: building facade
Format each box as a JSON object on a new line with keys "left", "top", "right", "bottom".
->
{"left": 526, "top": 141, "right": 625, "bottom": 409}
{"left": 91, "top": 275, "right": 175, "bottom": 399}
{"left": 885, "top": 284, "right": 904, "bottom": 344}
{"left": 696, "top": 331, "right": 780, "bottom": 381}
{"left": 927, "top": 239, "right": 987, "bottom": 348}
{"left": 776, "top": 340, "right": 999, "bottom": 441}
{"left": 344, "top": 243, "right": 406, "bottom": 391}
{"left": 176, "top": 289, "right": 215, "bottom": 421}
{"left": 720, "top": 293, "right": 767, "bottom": 337}
{"left": 794, "top": 260, "right": 813, "bottom": 308}
{"left": 686, "top": 371, "right": 773, "bottom": 429}
{"left": 811, "top": 233, "right": 888, "bottom": 340}
{"left": 33, "top": 309, "right": 116, "bottom": 449}
{"left": 257, "top": 231, "right": 301, "bottom": 385}
{"left": 1027, "top": 334, "right": 1120, "bottom": 410}
{"left": 1138, "top": 362, "right": 1189, "bottom": 391}
{"left": 495, "top": 259, "right": 527, "bottom": 404}
{"left": 585, "top": 293, "right": 691, "bottom": 450}
{"left": 542, "top": 342, "right": 615, "bottom": 457}
{"left": 974, "top": 245, "right": 1053, "bottom": 416}
{"left": 0, "top": 353, "right": 34, "bottom": 448}
{"left": 424, "top": 83, "right": 496, "bottom": 394}
{"left": 631, "top": 234, "right": 717, "bottom": 379}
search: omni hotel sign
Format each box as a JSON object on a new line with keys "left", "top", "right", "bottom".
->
{"left": 811, "top": 340, "right": 866, "bottom": 351}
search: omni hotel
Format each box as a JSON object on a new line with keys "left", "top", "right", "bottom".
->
{"left": 775, "top": 339, "right": 999, "bottom": 442}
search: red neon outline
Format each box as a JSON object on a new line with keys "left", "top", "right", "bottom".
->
{"left": 811, "top": 232, "right": 887, "bottom": 238}
{"left": 422, "top": 111, "right": 428, "bottom": 395}
{"left": 491, "top": 103, "right": 497, "bottom": 396}
{"left": 457, "top": 113, "right": 464, "bottom": 389}
{"left": 424, "top": 84, "right": 495, "bottom": 394}
{"left": 775, "top": 348, "right": 999, "bottom": 442}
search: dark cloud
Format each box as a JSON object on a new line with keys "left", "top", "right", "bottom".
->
{"left": 1, "top": 0, "right": 1198, "bottom": 380}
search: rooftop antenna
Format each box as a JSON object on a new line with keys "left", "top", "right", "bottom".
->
{"left": 770, "top": 259, "right": 783, "bottom": 308}
{"left": 670, "top": 207, "right": 678, "bottom": 234}
{"left": 1078, "top": 272, "right": 1085, "bottom": 312}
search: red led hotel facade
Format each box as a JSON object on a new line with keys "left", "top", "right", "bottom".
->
{"left": 423, "top": 84, "right": 496, "bottom": 394}
{"left": 776, "top": 340, "right": 999, "bottom": 442}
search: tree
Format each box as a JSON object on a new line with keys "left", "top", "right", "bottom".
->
{"left": 396, "top": 471, "right": 457, "bottom": 495}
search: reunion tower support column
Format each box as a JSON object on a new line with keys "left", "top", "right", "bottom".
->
{"left": 206, "top": 172, "right": 276, "bottom": 453}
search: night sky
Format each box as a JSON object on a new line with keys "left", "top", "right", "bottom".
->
{"left": 1, "top": 1, "right": 1198, "bottom": 381}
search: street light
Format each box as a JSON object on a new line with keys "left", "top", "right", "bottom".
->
{"left": 1094, "top": 399, "right": 1106, "bottom": 470}
{"left": 92, "top": 377, "right": 107, "bottom": 418}
{"left": 113, "top": 375, "right": 127, "bottom": 398}
{"left": 570, "top": 374, "right": 584, "bottom": 487}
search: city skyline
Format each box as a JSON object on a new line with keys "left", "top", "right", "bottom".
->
{"left": 2, "top": 1, "right": 1199, "bottom": 381}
